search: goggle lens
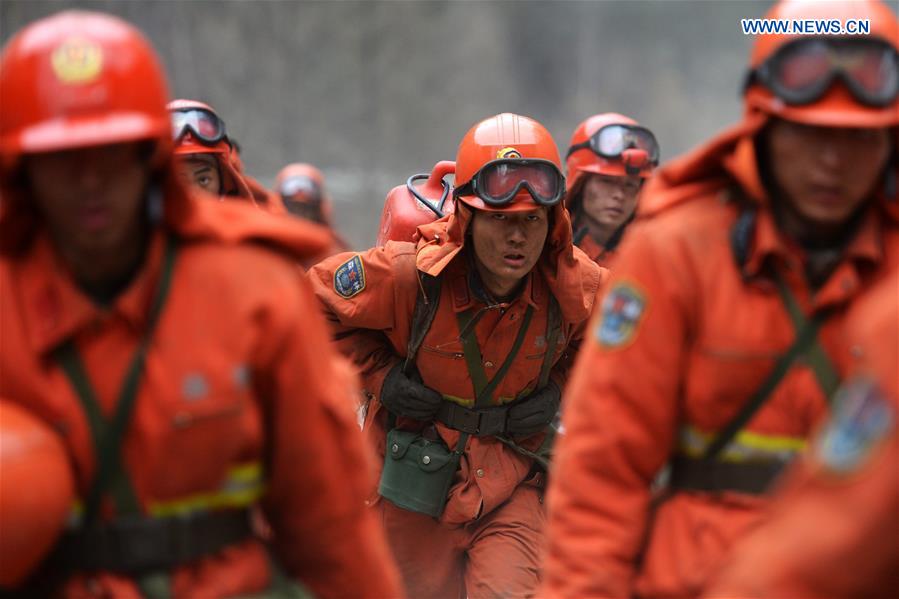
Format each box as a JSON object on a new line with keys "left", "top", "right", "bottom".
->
{"left": 757, "top": 38, "right": 899, "bottom": 106}
{"left": 482, "top": 162, "right": 559, "bottom": 200}
{"left": 592, "top": 125, "right": 660, "bottom": 165}
{"left": 171, "top": 108, "right": 227, "bottom": 144}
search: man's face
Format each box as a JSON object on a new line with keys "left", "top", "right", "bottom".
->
{"left": 766, "top": 119, "right": 891, "bottom": 226}
{"left": 175, "top": 153, "right": 222, "bottom": 195}
{"left": 24, "top": 142, "right": 150, "bottom": 256}
{"left": 470, "top": 206, "right": 549, "bottom": 295}
{"left": 580, "top": 173, "right": 642, "bottom": 229}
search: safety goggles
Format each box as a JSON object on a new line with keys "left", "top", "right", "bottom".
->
{"left": 171, "top": 108, "right": 230, "bottom": 146}
{"left": 566, "top": 124, "right": 660, "bottom": 166}
{"left": 453, "top": 159, "right": 565, "bottom": 206}
{"left": 745, "top": 38, "right": 899, "bottom": 107}
{"left": 279, "top": 176, "right": 322, "bottom": 203}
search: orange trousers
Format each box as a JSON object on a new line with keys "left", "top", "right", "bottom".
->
{"left": 379, "top": 485, "right": 545, "bottom": 599}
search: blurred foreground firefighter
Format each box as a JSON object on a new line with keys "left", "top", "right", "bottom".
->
{"left": 276, "top": 162, "right": 350, "bottom": 255}
{"left": 309, "top": 113, "right": 604, "bottom": 598}
{"left": 0, "top": 11, "right": 401, "bottom": 598}
{"left": 706, "top": 267, "right": 899, "bottom": 598}
{"left": 542, "top": 0, "right": 899, "bottom": 597}
{"left": 564, "top": 113, "right": 658, "bottom": 268}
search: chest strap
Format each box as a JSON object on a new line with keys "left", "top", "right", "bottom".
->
{"left": 671, "top": 271, "right": 840, "bottom": 495}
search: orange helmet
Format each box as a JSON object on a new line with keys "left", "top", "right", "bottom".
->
{"left": 744, "top": 0, "right": 899, "bottom": 127}
{"left": 0, "top": 10, "right": 171, "bottom": 170}
{"left": 275, "top": 162, "right": 332, "bottom": 221}
{"left": 0, "top": 401, "right": 75, "bottom": 587}
{"left": 565, "top": 113, "right": 658, "bottom": 191}
{"left": 453, "top": 113, "right": 565, "bottom": 213}
{"left": 168, "top": 98, "right": 232, "bottom": 157}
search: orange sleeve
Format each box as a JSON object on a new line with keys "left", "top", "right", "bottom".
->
{"left": 307, "top": 243, "right": 418, "bottom": 401}
{"left": 542, "top": 223, "right": 695, "bottom": 598}
{"left": 254, "top": 265, "right": 402, "bottom": 598}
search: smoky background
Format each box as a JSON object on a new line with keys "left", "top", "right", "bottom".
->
{"left": 1, "top": 0, "right": 773, "bottom": 248}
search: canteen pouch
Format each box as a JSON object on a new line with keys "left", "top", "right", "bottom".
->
{"left": 378, "top": 428, "right": 460, "bottom": 518}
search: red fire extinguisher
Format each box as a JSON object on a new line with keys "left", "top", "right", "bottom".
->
{"left": 376, "top": 160, "right": 456, "bottom": 246}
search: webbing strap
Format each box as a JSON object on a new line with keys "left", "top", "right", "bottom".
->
{"left": 702, "top": 272, "right": 834, "bottom": 461}
{"left": 55, "top": 236, "right": 178, "bottom": 524}
{"left": 537, "top": 295, "right": 561, "bottom": 389}
{"left": 453, "top": 305, "right": 534, "bottom": 453}
{"left": 456, "top": 305, "right": 535, "bottom": 408}
{"left": 774, "top": 272, "right": 841, "bottom": 400}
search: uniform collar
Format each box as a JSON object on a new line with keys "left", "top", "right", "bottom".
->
{"left": 743, "top": 206, "right": 883, "bottom": 280}
{"left": 446, "top": 253, "right": 543, "bottom": 313}
{"left": 18, "top": 230, "right": 166, "bottom": 357}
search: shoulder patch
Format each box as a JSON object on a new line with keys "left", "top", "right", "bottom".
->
{"left": 334, "top": 255, "right": 366, "bottom": 298}
{"left": 595, "top": 282, "right": 646, "bottom": 349}
{"left": 816, "top": 377, "right": 895, "bottom": 475}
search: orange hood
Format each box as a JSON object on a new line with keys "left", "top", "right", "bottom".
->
{"left": 413, "top": 199, "right": 601, "bottom": 323}
{"left": 0, "top": 159, "right": 330, "bottom": 260}
{"left": 640, "top": 111, "right": 899, "bottom": 223}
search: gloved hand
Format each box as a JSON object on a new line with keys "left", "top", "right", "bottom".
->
{"left": 506, "top": 381, "right": 561, "bottom": 436}
{"left": 379, "top": 362, "right": 444, "bottom": 421}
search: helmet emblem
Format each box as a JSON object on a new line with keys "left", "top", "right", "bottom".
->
{"left": 51, "top": 37, "right": 103, "bottom": 84}
{"left": 497, "top": 147, "right": 522, "bottom": 159}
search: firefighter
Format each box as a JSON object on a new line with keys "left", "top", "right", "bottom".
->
{"left": 564, "top": 113, "right": 658, "bottom": 267}
{"left": 541, "top": 0, "right": 899, "bottom": 597}
{"left": 706, "top": 268, "right": 899, "bottom": 598}
{"left": 168, "top": 98, "right": 257, "bottom": 204}
{"left": 0, "top": 11, "right": 402, "bottom": 598}
{"left": 308, "top": 113, "right": 604, "bottom": 598}
{"left": 276, "top": 162, "right": 350, "bottom": 254}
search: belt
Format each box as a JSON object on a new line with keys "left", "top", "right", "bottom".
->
{"left": 55, "top": 508, "right": 253, "bottom": 575}
{"left": 669, "top": 455, "right": 788, "bottom": 496}
{"left": 436, "top": 401, "right": 509, "bottom": 436}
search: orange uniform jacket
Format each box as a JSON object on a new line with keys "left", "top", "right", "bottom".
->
{"left": 541, "top": 115, "right": 899, "bottom": 598}
{"left": 308, "top": 202, "right": 604, "bottom": 524}
{"left": 0, "top": 175, "right": 402, "bottom": 599}
{"left": 577, "top": 234, "right": 616, "bottom": 269}
{"left": 705, "top": 269, "right": 899, "bottom": 599}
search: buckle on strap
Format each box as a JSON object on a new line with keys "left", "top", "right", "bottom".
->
{"left": 436, "top": 402, "right": 508, "bottom": 436}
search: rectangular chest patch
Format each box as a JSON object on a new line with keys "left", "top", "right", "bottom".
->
{"left": 334, "top": 255, "right": 366, "bottom": 298}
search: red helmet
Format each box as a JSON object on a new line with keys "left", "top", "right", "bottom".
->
{"left": 276, "top": 163, "right": 325, "bottom": 204}
{"left": 0, "top": 401, "right": 75, "bottom": 587}
{"left": 454, "top": 113, "right": 565, "bottom": 213}
{"left": 565, "top": 113, "right": 657, "bottom": 192}
{"left": 0, "top": 10, "right": 171, "bottom": 169}
{"left": 168, "top": 98, "right": 232, "bottom": 157}
{"left": 744, "top": 0, "right": 899, "bottom": 127}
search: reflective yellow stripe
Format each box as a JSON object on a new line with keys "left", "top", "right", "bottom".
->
{"left": 68, "top": 462, "right": 265, "bottom": 524}
{"left": 679, "top": 426, "right": 806, "bottom": 463}
{"left": 442, "top": 388, "right": 533, "bottom": 409}
{"left": 148, "top": 462, "right": 265, "bottom": 517}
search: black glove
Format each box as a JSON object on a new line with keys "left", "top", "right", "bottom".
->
{"left": 506, "top": 381, "right": 561, "bottom": 436}
{"left": 379, "top": 362, "right": 444, "bottom": 421}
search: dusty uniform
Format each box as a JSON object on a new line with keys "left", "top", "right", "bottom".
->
{"left": 310, "top": 199, "right": 603, "bottom": 597}
{"left": 541, "top": 115, "right": 899, "bottom": 598}
{"left": 705, "top": 269, "right": 899, "bottom": 598}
